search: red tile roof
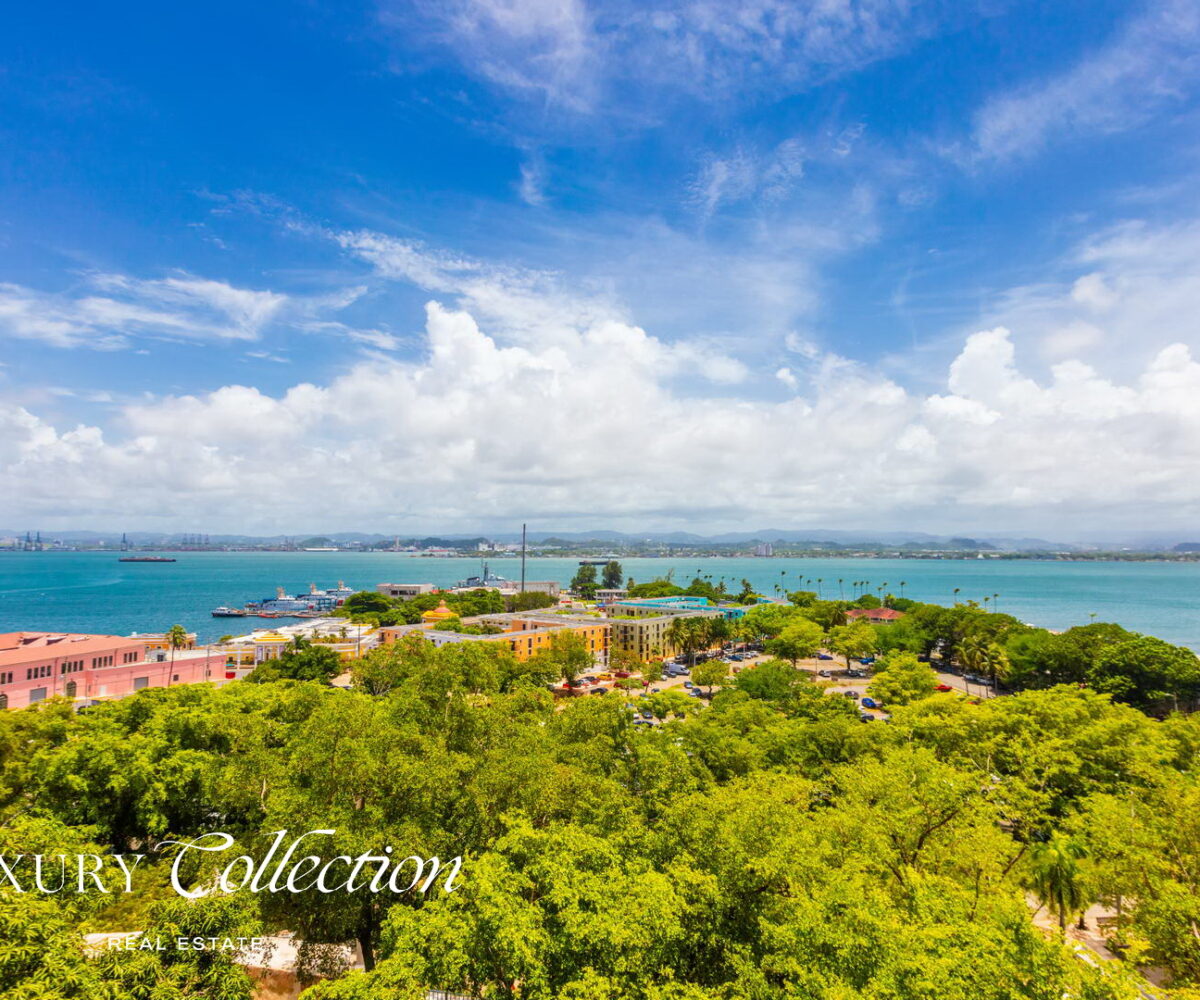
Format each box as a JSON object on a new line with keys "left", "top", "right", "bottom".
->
{"left": 845, "top": 608, "right": 904, "bottom": 621}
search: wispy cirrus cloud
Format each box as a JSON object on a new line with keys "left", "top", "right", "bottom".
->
{"left": 385, "top": 0, "right": 984, "bottom": 115}
{"left": 0, "top": 271, "right": 400, "bottom": 353}
{"left": 967, "top": 0, "right": 1200, "bottom": 163}
{"left": 0, "top": 272, "right": 287, "bottom": 349}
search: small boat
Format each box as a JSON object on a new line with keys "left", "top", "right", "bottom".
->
{"left": 211, "top": 606, "right": 248, "bottom": 617}
{"left": 119, "top": 556, "right": 177, "bottom": 563}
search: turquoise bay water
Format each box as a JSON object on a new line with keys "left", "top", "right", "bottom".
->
{"left": 0, "top": 552, "right": 1198, "bottom": 648}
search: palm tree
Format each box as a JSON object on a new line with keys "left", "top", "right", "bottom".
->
{"left": 165, "top": 624, "right": 189, "bottom": 686}
{"left": 957, "top": 634, "right": 987, "bottom": 689}
{"left": 1029, "top": 836, "right": 1088, "bottom": 932}
{"left": 980, "top": 642, "right": 1010, "bottom": 692}
{"left": 705, "top": 617, "right": 731, "bottom": 656}
{"left": 816, "top": 578, "right": 823, "bottom": 598}
{"left": 838, "top": 578, "right": 844, "bottom": 600}
{"left": 666, "top": 617, "right": 697, "bottom": 666}
{"left": 899, "top": 581, "right": 907, "bottom": 599}
{"left": 953, "top": 587, "right": 961, "bottom": 604}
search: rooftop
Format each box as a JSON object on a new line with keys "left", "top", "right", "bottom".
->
{"left": 0, "top": 631, "right": 139, "bottom": 667}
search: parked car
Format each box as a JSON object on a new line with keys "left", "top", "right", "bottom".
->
{"left": 935, "top": 683, "right": 953, "bottom": 692}
{"left": 613, "top": 670, "right": 631, "bottom": 678}
{"left": 861, "top": 697, "right": 879, "bottom": 709}
{"left": 597, "top": 672, "right": 613, "bottom": 680}
{"left": 641, "top": 711, "right": 654, "bottom": 720}
{"left": 843, "top": 690, "right": 859, "bottom": 698}
{"left": 859, "top": 712, "right": 874, "bottom": 722}
{"left": 859, "top": 656, "right": 876, "bottom": 665}
{"left": 688, "top": 688, "right": 702, "bottom": 697}
{"left": 730, "top": 653, "right": 744, "bottom": 661}
{"left": 683, "top": 681, "right": 694, "bottom": 688}
{"left": 845, "top": 669, "right": 865, "bottom": 678}
{"left": 589, "top": 687, "right": 605, "bottom": 695}
{"left": 817, "top": 653, "right": 834, "bottom": 660}
{"left": 817, "top": 670, "right": 832, "bottom": 678}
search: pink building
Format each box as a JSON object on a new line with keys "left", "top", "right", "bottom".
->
{"left": 0, "top": 632, "right": 223, "bottom": 710}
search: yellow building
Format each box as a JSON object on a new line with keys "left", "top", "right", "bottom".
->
{"left": 605, "top": 611, "right": 721, "bottom": 661}
{"left": 131, "top": 631, "right": 197, "bottom": 651}
{"left": 379, "top": 615, "right": 610, "bottom": 664}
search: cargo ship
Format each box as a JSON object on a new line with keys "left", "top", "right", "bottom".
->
{"left": 118, "top": 556, "right": 177, "bottom": 563}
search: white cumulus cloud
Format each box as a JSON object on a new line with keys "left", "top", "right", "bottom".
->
{"left": 3, "top": 304, "right": 1200, "bottom": 533}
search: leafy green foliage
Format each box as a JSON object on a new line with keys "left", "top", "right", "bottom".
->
{"left": 2, "top": 592, "right": 1198, "bottom": 999}
{"left": 868, "top": 651, "right": 938, "bottom": 707}
{"left": 246, "top": 639, "right": 342, "bottom": 684}
{"left": 765, "top": 618, "right": 823, "bottom": 665}
{"left": 570, "top": 563, "right": 599, "bottom": 598}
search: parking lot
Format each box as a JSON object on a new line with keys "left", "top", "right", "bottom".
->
{"left": 569, "top": 644, "right": 995, "bottom": 723}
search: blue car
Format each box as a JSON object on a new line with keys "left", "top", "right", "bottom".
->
{"left": 817, "top": 653, "right": 834, "bottom": 660}
{"left": 861, "top": 697, "right": 879, "bottom": 709}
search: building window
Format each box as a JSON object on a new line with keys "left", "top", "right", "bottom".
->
{"left": 65, "top": 681, "right": 77, "bottom": 699}
{"left": 0, "top": 693, "right": 6, "bottom": 709}
{"left": 133, "top": 677, "right": 149, "bottom": 690}
{"left": 28, "top": 687, "right": 47, "bottom": 704}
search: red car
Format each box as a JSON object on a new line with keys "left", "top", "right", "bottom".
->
{"left": 935, "top": 683, "right": 953, "bottom": 692}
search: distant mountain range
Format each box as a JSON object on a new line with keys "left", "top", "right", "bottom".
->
{"left": 5, "top": 527, "right": 1200, "bottom": 553}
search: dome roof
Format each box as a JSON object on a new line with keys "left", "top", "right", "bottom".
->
{"left": 421, "top": 599, "right": 456, "bottom": 622}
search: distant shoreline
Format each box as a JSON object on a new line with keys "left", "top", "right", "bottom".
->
{"left": 3, "top": 550, "right": 1200, "bottom": 564}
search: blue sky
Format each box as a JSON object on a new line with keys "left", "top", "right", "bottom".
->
{"left": 2, "top": 0, "right": 1200, "bottom": 537}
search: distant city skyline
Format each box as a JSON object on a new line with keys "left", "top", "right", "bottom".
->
{"left": 5, "top": 525, "right": 1200, "bottom": 551}
{"left": 2, "top": 1, "right": 1199, "bottom": 532}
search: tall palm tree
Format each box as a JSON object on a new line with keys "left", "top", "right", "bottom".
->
{"left": 957, "top": 634, "right": 987, "bottom": 687}
{"left": 816, "top": 578, "right": 823, "bottom": 598}
{"left": 1029, "top": 836, "right": 1088, "bottom": 932}
{"left": 953, "top": 587, "right": 961, "bottom": 604}
{"left": 980, "top": 642, "right": 1010, "bottom": 691}
{"left": 165, "top": 623, "right": 189, "bottom": 687}
{"left": 899, "top": 580, "right": 907, "bottom": 599}
{"left": 838, "top": 578, "right": 844, "bottom": 600}
{"left": 667, "top": 617, "right": 704, "bottom": 666}
{"left": 705, "top": 616, "right": 731, "bottom": 655}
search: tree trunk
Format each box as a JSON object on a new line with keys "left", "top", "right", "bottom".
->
{"left": 358, "top": 928, "right": 376, "bottom": 972}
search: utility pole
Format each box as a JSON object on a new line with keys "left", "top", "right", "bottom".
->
{"left": 520, "top": 523, "right": 527, "bottom": 594}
